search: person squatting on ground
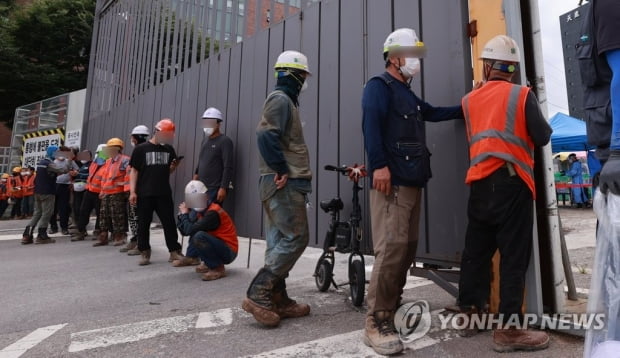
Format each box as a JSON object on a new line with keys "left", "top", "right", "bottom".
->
{"left": 93, "top": 138, "right": 130, "bottom": 247}
{"left": 21, "top": 146, "right": 70, "bottom": 244}
{"left": 241, "top": 50, "right": 313, "bottom": 328}
{"left": 175, "top": 180, "right": 238, "bottom": 281}
{"left": 129, "top": 118, "right": 184, "bottom": 266}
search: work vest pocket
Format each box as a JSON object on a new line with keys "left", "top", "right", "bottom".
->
{"left": 584, "top": 103, "right": 612, "bottom": 147}
{"left": 387, "top": 142, "right": 432, "bottom": 186}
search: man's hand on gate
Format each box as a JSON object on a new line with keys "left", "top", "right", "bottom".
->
{"left": 600, "top": 150, "right": 620, "bottom": 195}
{"left": 373, "top": 166, "right": 391, "bottom": 196}
{"left": 129, "top": 192, "right": 137, "bottom": 205}
{"left": 178, "top": 202, "right": 189, "bottom": 214}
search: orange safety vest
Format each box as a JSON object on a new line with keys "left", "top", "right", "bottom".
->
{"left": 7, "top": 176, "right": 24, "bottom": 199}
{"left": 462, "top": 81, "right": 536, "bottom": 198}
{"left": 205, "top": 203, "right": 239, "bottom": 253}
{"left": 101, "top": 154, "right": 131, "bottom": 195}
{"left": 87, "top": 161, "right": 105, "bottom": 193}
{"left": 22, "top": 174, "right": 36, "bottom": 197}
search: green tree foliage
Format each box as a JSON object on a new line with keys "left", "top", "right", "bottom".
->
{"left": 0, "top": 0, "right": 95, "bottom": 126}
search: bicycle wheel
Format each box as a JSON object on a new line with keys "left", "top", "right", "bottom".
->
{"left": 315, "top": 258, "right": 333, "bottom": 292}
{"left": 349, "top": 259, "right": 365, "bottom": 306}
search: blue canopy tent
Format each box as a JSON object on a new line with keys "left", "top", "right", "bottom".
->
{"left": 549, "top": 112, "right": 602, "bottom": 176}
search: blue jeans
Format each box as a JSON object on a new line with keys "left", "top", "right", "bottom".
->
{"left": 190, "top": 232, "right": 237, "bottom": 269}
{"left": 259, "top": 178, "right": 310, "bottom": 278}
{"left": 607, "top": 49, "right": 620, "bottom": 150}
{"left": 21, "top": 196, "right": 34, "bottom": 216}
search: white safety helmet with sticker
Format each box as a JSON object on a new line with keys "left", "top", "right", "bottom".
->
{"left": 184, "top": 180, "right": 209, "bottom": 211}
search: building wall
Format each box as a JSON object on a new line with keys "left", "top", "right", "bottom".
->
{"left": 85, "top": 0, "right": 472, "bottom": 259}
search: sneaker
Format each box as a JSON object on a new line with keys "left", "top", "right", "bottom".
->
{"left": 493, "top": 328, "right": 550, "bottom": 353}
{"left": 202, "top": 266, "right": 226, "bottom": 281}
{"left": 173, "top": 256, "right": 200, "bottom": 267}
{"left": 71, "top": 232, "right": 86, "bottom": 242}
{"left": 61, "top": 229, "right": 69, "bottom": 235}
{"left": 127, "top": 248, "right": 141, "bottom": 256}
{"left": 120, "top": 241, "right": 137, "bottom": 253}
{"left": 362, "top": 313, "right": 403, "bottom": 356}
{"left": 139, "top": 249, "right": 151, "bottom": 266}
{"left": 49, "top": 228, "right": 58, "bottom": 235}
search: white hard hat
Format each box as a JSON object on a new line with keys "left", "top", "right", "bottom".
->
{"left": 202, "top": 107, "right": 223, "bottom": 121}
{"left": 481, "top": 35, "right": 521, "bottom": 63}
{"left": 274, "top": 50, "right": 311, "bottom": 74}
{"left": 95, "top": 144, "right": 107, "bottom": 153}
{"left": 383, "top": 28, "right": 426, "bottom": 58}
{"left": 184, "top": 180, "right": 209, "bottom": 210}
{"left": 73, "top": 182, "right": 87, "bottom": 192}
{"left": 131, "top": 125, "right": 150, "bottom": 136}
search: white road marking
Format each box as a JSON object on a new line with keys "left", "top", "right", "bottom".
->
{"left": 68, "top": 314, "right": 198, "bottom": 352}
{"left": 245, "top": 309, "right": 454, "bottom": 357}
{"left": 195, "top": 308, "right": 234, "bottom": 329}
{"left": 0, "top": 323, "right": 67, "bottom": 358}
{"left": 0, "top": 234, "right": 20, "bottom": 242}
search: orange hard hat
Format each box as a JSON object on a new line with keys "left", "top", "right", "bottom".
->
{"left": 155, "top": 118, "right": 176, "bottom": 133}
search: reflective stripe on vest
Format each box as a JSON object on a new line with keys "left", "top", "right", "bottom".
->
{"left": 101, "top": 155, "right": 130, "bottom": 194}
{"left": 462, "top": 81, "right": 536, "bottom": 197}
{"left": 87, "top": 162, "right": 104, "bottom": 193}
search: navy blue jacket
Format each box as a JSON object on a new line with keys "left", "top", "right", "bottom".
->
{"left": 362, "top": 72, "right": 463, "bottom": 186}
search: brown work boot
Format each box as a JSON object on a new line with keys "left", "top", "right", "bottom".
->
{"left": 241, "top": 268, "right": 281, "bottom": 327}
{"left": 195, "top": 263, "right": 209, "bottom": 273}
{"left": 456, "top": 305, "right": 482, "bottom": 337}
{"left": 493, "top": 328, "right": 550, "bottom": 353}
{"left": 202, "top": 265, "right": 226, "bottom": 281}
{"left": 120, "top": 241, "right": 137, "bottom": 253}
{"left": 272, "top": 278, "right": 310, "bottom": 318}
{"left": 21, "top": 226, "right": 34, "bottom": 245}
{"left": 70, "top": 231, "right": 86, "bottom": 242}
{"left": 363, "top": 311, "right": 404, "bottom": 356}
{"left": 112, "top": 233, "right": 127, "bottom": 246}
{"left": 127, "top": 248, "right": 141, "bottom": 256}
{"left": 139, "top": 249, "right": 151, "bottom": 266}
{"left": 172, "top": 256, "right": 200, "bottom": 267}
{"left": 168, "top": 250, "right": 184, "bottom": 263}
{"left": 93, "top": 231, "right": 108, "bottom": 247}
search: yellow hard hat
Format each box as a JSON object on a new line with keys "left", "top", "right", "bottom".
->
{"left": 12, "top": 167, "right": 22, "bottom": 173}
{"left": 1, "top": 173, "right": 9, "bottom": 179}
{"left": 106, "top": 138, "right": 124, "bottom": 149}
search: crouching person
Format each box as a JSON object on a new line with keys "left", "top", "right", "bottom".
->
{"left": 176, "top": 180, "right": 238, "bottom": 281}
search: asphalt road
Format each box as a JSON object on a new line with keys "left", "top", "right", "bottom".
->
{"left": 0, "top": 213, "right": 589, "bottom": 358}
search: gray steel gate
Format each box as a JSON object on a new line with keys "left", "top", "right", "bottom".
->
{"left": 84, "top": 0, "right": 472, "bottom": 260}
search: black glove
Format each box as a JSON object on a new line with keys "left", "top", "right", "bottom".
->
{"left": 600, "top": 150, "right": 620, "bottom": 195}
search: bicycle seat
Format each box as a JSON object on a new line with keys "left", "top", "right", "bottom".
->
{"left": 320, "top": 198, "right": 343, "bottom": 213}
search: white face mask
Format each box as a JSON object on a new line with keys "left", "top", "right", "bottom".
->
{"left": 399, "top": 57, "right": 421, "bottom": 78}
{"left": 80, "top": 160, "right": 88, "bottom": 164}
{"left": 203, "top": 127, "right": 215, "bottom": 136}
{"left": 131, "top": 142, "right": 136, "bottom": 147}
{"left": 300, "top": 80, "right": 308, "bottom": 92}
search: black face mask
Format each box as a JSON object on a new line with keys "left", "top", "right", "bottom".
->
{"left": 275, "top": 71, "right": 305, "bottom": 106}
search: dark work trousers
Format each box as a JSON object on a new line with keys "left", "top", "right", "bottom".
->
{"left": 458, "top": 167, "right": 533, "bottom": 322}
{"left": 49, "top": 184, "right": 71, "bottom": 230}
{"left": 77, "top": 190, "right": 101, "bottom": 233}
{"left": 136, "top": 195, "right": 181, "bottom": 253}
{"left": 73, "top": 191, "right": 85, "bottom": 225}
{"left": 10, "top": 197, "right": 22, "bottom": 218}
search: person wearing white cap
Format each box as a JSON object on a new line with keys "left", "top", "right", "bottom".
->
{"left": 457, "top": 35, "right": 551, "bottom": 352}
{"left": 362, "top": 28, "right": 464, "bottom": 355}
{"left": 193, "top": 107, "right": 234, "bottom": 205}
{"left": 242, "top": 50, "right": 312, "bottom": 328}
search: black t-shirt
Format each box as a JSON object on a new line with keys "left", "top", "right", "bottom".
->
{"left": 195, "top": 134, "right": 234, "bottom": 189}
{"left": 594, "top": 0, "right": 620, "bottom": 54}
{"left": 129, "top": 141, "right": 176, "bottom": 197}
